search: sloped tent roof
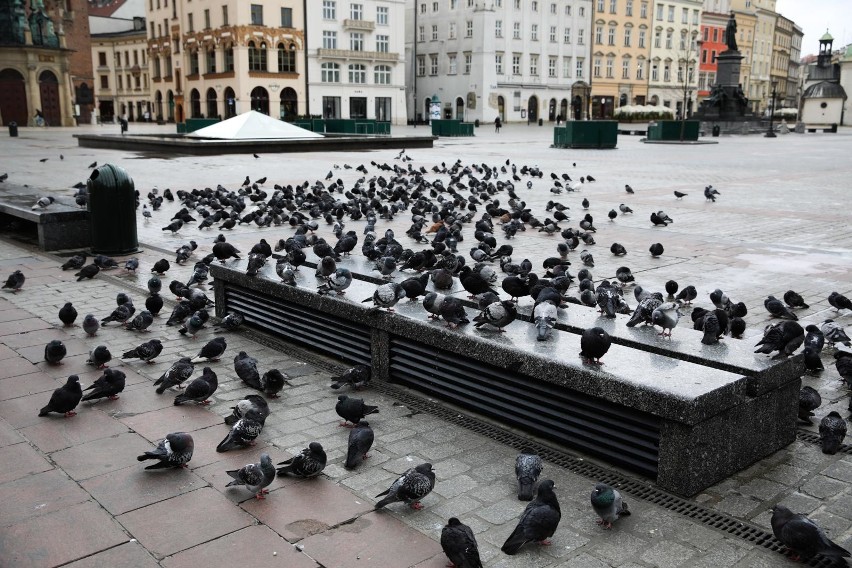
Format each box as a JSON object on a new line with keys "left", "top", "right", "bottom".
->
{"left": 802, "top": 81, "right": 848, "bottom": 100}
{"left": 188, "top": 111, "right": 323, "bottom": 139}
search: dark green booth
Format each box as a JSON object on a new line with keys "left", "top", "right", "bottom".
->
{"left": 553, "top": 121, "right": 618, "bottom": 149}
{"left": 431, "top": 119, "right": 474, "bottom": 137}
{"left": 647, "top": 120, "right": 700, "bottom": 141}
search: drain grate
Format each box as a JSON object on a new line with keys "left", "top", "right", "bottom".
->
{"left": 797, "top": 429, "right": 852, "bottom": 455}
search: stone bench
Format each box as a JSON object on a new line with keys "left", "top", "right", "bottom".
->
{"left": 210, "top": 261, "right": 801, "bottom": 496}
{"left": 0, "top": 186, "right": 89, "bottom": 251}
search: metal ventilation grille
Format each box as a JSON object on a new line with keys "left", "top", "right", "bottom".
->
{"left": 223, "top": 284, "right": 372, "bottom": 365}
{"left": 387, "top": 335, "right": 661, "bottom": 479}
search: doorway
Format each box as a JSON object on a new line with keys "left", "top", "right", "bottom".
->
{"left": 38, "top": 70, "right": 61, "bottom": 126}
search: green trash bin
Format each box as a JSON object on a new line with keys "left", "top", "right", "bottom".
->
{"left": 87, "top": 164, "right": 138, "bottom": 255}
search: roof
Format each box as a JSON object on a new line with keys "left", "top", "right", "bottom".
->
{"left": 802, "top": 81, "right": 847, "bottom": 100}
{"left": 820, "top": 31, "right": 834, "bottom": 42}
{"left": 843, "top": 45, "right": 852, "bottom": 62}
{"left": 188, "top": 111, "right": 324, "bottom": 140}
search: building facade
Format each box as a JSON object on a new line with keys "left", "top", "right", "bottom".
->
{"left": 770, "top": 12, "right": 791, "bottom": 110}
{"left": 646, "top": 0, "right": 702, "bottom": 116}
{"left": 696, "top": 9, "right": 727, "bottom": 105}
{"left": 408, "top": 0, "right": 592, "bottom": 124}
{"left": 307, "top": 0, "right": 407, "bottom": 124}
{"left": 730, "top": 7, "right": 754, "bottom": 104}
{"left": 589, "top": 0, "right": 651, "bottom": 118}
{"left": 145, "top": 0, "right": 305, "bottom": 123}
{"left": 786, "top": 22, "right": 801, "bottom": 108}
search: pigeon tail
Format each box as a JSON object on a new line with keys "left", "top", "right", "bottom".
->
{"left": 518, "top": 481, "right": 535, "bottom": 501}
{"left": 500, "top": 526, "right": 532, "bottom": 555}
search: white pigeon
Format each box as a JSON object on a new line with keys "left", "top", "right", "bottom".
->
{"left": 31, "top": 196, "right": 55, "bottom": 210}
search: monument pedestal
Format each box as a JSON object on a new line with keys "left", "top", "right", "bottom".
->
{"left": 693, "top": 49, "right": 754, "bottom": 130}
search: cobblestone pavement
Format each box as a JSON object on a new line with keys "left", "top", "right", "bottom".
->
{"left": 0, "top": 123, "right": 851, "bottom": 567}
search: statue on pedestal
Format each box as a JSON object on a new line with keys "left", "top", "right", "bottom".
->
{"left": 725, "top": 12, "right": 738, "bottom": 52}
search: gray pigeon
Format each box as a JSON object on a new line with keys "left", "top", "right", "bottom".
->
{"left": 86, "top": 345, "right": 112, "bottom": 369}
{"left": 330, "top": 365, "right": 371, "bottom": 390}
{"left": 828, "top": 291, "right": 852, "bottom": 313}
{"left": 754, "top": 321, "right": 804, "bottom": 359}
{"left": 224, "top": 394, "right": 269, "bottom": 426}
{"left": 501, "top": 479, "right": 561, "bottom": 554}
{"left": 533, "top": 301, "right": 557, "bottom": 341}
{"left": 234, "top": 351, "right": 261, "bottom": 389}
{"left": 336, "top": 395, "right": 379, "bottom": 426}
{"left": 58, "top": 302, "right": 77, "bottom": 326}
{"left": 626, "top": 295, "right": 663, "bottom": 327}
{"left": 82, "top": 313, "right": 100, "bottom": 336}
{"left": 190, "top": 336, "right": 226, "bottom": 363}
{"left": 591, "top": 482, "right": 631, "bottom": 529}
{"left": 154, "top": 357, "right": 194, "bottom": 393}
{"left": 213, "top": 311, "right": 244, "bottom": 332}
{"left": 137, "top": 432, "right": 195, "bottom": 470}
{"left": 178, "top": 311, "right": 205, "bottom": 338}
{"left": 174, "top": 367, "right": 218, "bottom": 405}
{"left": 819, "top": 411, "right": 847, "bottom": 455}
{"left": 2, "top": 270, "right": 24, "bottom": 292}
{"left": 473, "top": 300, "right": 517, "bottom": 332}
{"left": 246, "top": 252, "right": 267, "bottom": 276}
{"left": 125, "top": 310, "right": 154, "bottom": 332}
{"left": 441, "top": 517, "right": 483, "bottom": 568}
{"left": 61, "top": 254, "right": 87, "bottom": 271}
{"left": 516, "top": 451, "right": 543, "bottom": 501}
{"left": 423, "top": 291, "right": 447, "bottom": 320}
{"left": 38, "top": 375, "right": 83, "bottom": 417}
{"left": 798, "top": 386, "right": 822, "bottom": 424}
{"left": 821, "top": 319, "right": 851, "bottom": 348}
{"left": 217, "top": 409, "right": 265, "bottom": 452}
{"left": 771, "top": 504, "right": 850, "bottom": 562}
{"left": 783, "top": 290, "right": 809, "bottom": 309}
{"left": 81, "top": 368, "right": 126, "bottom": 402}
{"left": 225, "top": 453, "right": 276, "bottom": 499}
{"left": 765, "top": 295, "right": 798, "bottom": 320}
{"left": 122, "top": 338, "right": 163, "bottom": 363}
{"left": 652, "top": 301, "right": 682, "bottom": 337}
{"left": 363, "top": 282, "right": 406, "bottom": 312}
{"left": 276, "top": 442, "right": 327, "bottom": 477}
{"left": 276, "top": 261, "right": 297, "bottom": 285}
{"left": 101, "top": 303, "right": 135, "bottom": 325}
{"left": 44, "top": 340, "right": 67, "bottom": 365}
{"left": 344, "top": 420, "right": 374, "bottom": 469}
{"left": 318, "top": 268, "right": 353, "bottom": 295}
{"left": 375, "top": 463, "right": 435, "bottom": 510}
{"left": 698, "top": 311, "right": 721, "bottom": 345}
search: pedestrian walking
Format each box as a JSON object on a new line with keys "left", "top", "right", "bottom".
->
{"left": 119, "top": 116, "right": 129, "bottom": 135}
{"left": 34, "top": 109, "right": 45, "bottom": 127}
{"left": 495, "top": 116, "right": 502, "bottom": 133}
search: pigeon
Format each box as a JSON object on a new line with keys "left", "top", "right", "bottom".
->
{"left": 579, "top": 249, "right": 594, "bottom": 267}
{"left": 152, "top": 258, "right": 171, "bottom": 275}
{"left": 38, "top": 375, "right": 82, "bottom": 417}
{"left": 652, "top": 302, "right": 682, "bottom": 337}
{"left": 674, "top": 190, "right": 687, "bottom": 199}
{"left": 580, "top": 327, "right": 611, "bottom": 364}
{"left": 704, "top": 185, "right": 720, "bottom": 201}
{"left": 441, "top": 517, "right": 483, "bottom": 568}
{"left": 615, "top": 266, "right": 634, "bottom": 287}
{"left": 439, "top": 296, "right": 470, "bottom": 329}
{"left": 58, "top": 302, "right": 78, "bottom": 326}
{"left": 362, "top": 282, "right": 406, "bottom": 312}
{"left": 533, "top": 301, "right": 557, "bottom": 341}
{"left": 125, "top": 310, "right": 154, "bottom": 332}
{"left": 345, "top": 420, "right": 375, "bottom": 469}
{"left": 798, "top": 386, "right": 822, "bottom": 424}
{"left": 318, "top": 268, "right": 353, "bottom": 295}
{"left": 619, "top": 203, "right": 633, "bottom": 214}
{"left": 212, "top": 241, "right": 241, "bottom": 263}
{"left": 375, "top": 463, "right": 435, "bottom": 510}
{"left": 2, "top": 270, "right": 24, "bottom": 292}
{"left": 650, "top": 212, "right": 668, "bottom": 227}
{"left": 821, "top": 319, "right": 851, "bottom": 348}
{"left": 276, "top": 442, "right": 327, "bottom": 477}
{"left": 675, "top": 285, "right": 697, "bottom": 305}
{"left": 190, "top": 336, "right": 227, "bottom": 363}
{"left": 626, "top": 295, "right": 663, "bottom": 328}
{"left": 31, "top": 196, "right": 55, "bottom": 210}
{"left": 836, "top": 351, "right": 852, "bottom": 388}
{"left": 516, "top": 451, "right": 543, "bottom": 501}
{"left": 93, "top": 255, "right": 119, "bottom": 270}
{"left": 43, "top": 340, "right": 67, "bottom": 365}
{"left": 88, "top": 161, "right": 97, "bottom": 168}
{"left": 828, "top": 291, "right": 852, "bottom": 313}
{"left": 81, "top": 368, "right": 126, "bottom": 402}
{"left": 649, "top": 243, "right": 664, "bottom": 257}
{"left": 173, "top": 367, "right": 218, "bottom": 405}
{"left": 665, "top": 280, "right": 679, "bottom": 298}
{"left": 765, "top": 295, "right": 798, "bottom": 320}
{"left": 330, "top": 365, "right": 372, "bottom": 390}
{"left": 214, "top": 312, "right": 245, "bottom": 332}
{"left": 771, "top": 504, "right": 851, "bottom": 562}
{"left": 729, "top": 316, "right": 746, "bottom": 338}
{"left": 121, "top": 339, "right": 163, "bottom": 363}
{"left": 224, "top": 394, "right": 270, "bottom": 426}
{"left": 245, "top": 252, "right": 267, "bottom": 276}
{"left": 336, "top": 395, "right": 379, "bottom": 427}
{"left": 819, "top": 411, "right": 847, "bottom": 454}
{"left": 783, "top": 290, "right": 809, "bottom": 310}
{"left": 260, "top": 369, "right": 289, "bottom": 398}
{"left": 754, "top": 321, "right": 804, "bottom": 359}
{"left": 217, "top": 409, "right": 266, "bottom": 452}
{"left": 423, "top": 291, "right": 447, "bottom": 320}
{"left": 137, "top": 432, "right": 195, "bottom": 470}
{"left": 101, "top": 303, "right": 135, "bottom": 325}
{"left": 501, "top": 479, "right": 561, "bottom": 555}
{"left": 225, "top": 453, "right": 276, "bottom": 499}
{"left": 178, "top": 311, "right": 205, "bottom": 338}
{"left": 234, "top": 351, "right": 261, "bottom": 388}
{"left": 154, "top": 357, "right": 194, "bottom": 393}
{"left": 75, "top": 264, "right": 99, "bottom": 281}
{"left": 473, "top": 300, "right": 517, "bottom": 332}
{"left": 61, "top": 254, "right": 87, "bottom": 271}
{"left": 82, "top": 314, "right": 99, "bottom": 336}
{"left": 610, "top": 242, "right": 627, "bottom": 256}
{"left": 590, "top": 483, "right": 631, "bottom": 530}
{"left": 86, "top": 345, "right": 112, "bottom": 369}
{"left": 161, "top": 220, "right": 183, "bottom": 233}
{"left": 698, "top": 311, "right": 721, "bottom": 345}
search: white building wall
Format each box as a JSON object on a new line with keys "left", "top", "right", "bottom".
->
{"left": 647, "top": 0, "right": 703, "bottom": 112}
{"left": 801, "top": 97, "right": 843, "bottom": 126}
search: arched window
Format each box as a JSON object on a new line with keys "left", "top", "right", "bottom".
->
{"left": 155, "top": 90, "right": 163, "bottom": 118}
{"left": 280, "top": 87, "right": 297, "bottom": 120}
{"left": 224, "top": 45, "right": 234, "bottom": 71}
{"left": 348, "top": 64, "right": 366, "bottom": 84}
{"left": 206, "top": 87, "right": 218, "bottom": 118}
{"left": 374, "top": 64, "right": 391, "bottom": 84}
{"left": 277, "top": 42, "right": 296, "bottom": 72}
{"left": 250, "top": 86, "right": 269, "bottom": 114}
{"left": 248, "top": 41, "right": 267, "bottom": 71}
{"left": 321, "top": 62, "right": 340, "bottom": 82}
{"left": 224, "top": 86, "right": 236, "bottom": 117}
{"left": 190, "top": 89, "right": 201, "bottom": 117}
{"left": 206, "top": 48, "right": 216, "bottom": 73}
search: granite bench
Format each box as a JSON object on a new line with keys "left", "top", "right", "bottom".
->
{"left": 0, "top": 186, "right": 89, "bottom": 251}
{"left": 211, "top": 261, "right": 801, "bottom": 496}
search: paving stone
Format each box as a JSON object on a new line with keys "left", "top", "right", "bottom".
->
{"left": 0, "top": 441, "right": 53, "bottom": 484}
{"left": 640, "top": 540, "right": 697, "bottom": 567}
{"left": 800, "top": 475, "right": 849, "bottom": 500}
{"left": 714, "top": 494, "right": 761, "bottom": 518}
{"left": 191, "top": 448, "right": 296, "bottom": 504}
{"left": 117, "top": 487, "right": 254, "bottom": 559}
{"left": 821, "top": 460, "right": 852, "bottom": 483}
{"left": 118, "top": 403, "right": 225, "bottom": 442}
{"left": 81, "top": 463, "right": 207, "bottom": 515}
{"left": 51, "top": 431, "right": 153, "bottom": 480}
{"left": 478, "top": 499, "right": 527, "bottom": 525}
{"left": 737, "top": 478, "right": 787, "bottom": 501}
{"left": 20, "top": 407, "right": 129, "bottom": 453}
{"left": 584, "top": 530, "right": 651, "bottom": 564}
{"left": 0, "top": 469, "right": 91, "bottom": 526}
{"left": 61, "top": 541, "right": 161, "bottom": 568}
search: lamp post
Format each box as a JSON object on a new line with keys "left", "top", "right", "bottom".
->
{"left": 765, "top": 81, "right": 778, "bottom": 138}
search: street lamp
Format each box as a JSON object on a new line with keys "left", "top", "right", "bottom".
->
{"left": 765, "top": 81, "right": 778, "bottom": 138}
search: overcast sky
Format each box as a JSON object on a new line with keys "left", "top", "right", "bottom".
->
{"left": 775, "top": 0, "right": 852, "bottom": 56}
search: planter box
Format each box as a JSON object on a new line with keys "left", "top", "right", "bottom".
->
{"left": 648, "top": 120, "right": 700, "bottom": 141}
{"left": 553, "top": 121, "right": 618, "bottom": 149}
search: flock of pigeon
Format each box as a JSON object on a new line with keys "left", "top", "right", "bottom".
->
{"left": 5, "top": 148, "right": 852, "bottom": 565}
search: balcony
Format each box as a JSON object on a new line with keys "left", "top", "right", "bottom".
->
{"left": 317, "top": 48, "right": 398, "bottom": 62}
{"left": 343, "top": 19, "right": 375, "bottom": 31}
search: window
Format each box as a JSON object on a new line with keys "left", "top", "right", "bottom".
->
{"left": 636, "top": 60, "right": 644, "bottom": 79}
{"left": 656, "top": 4, "right": 662, "bottom": 20}
{"left": 597, "top": 0, "right": 604, "bottom": 11}
{"left": 593, "top": 57, "right": 601, "bottom": 77}
{"left": 640, "top": 1, "right": 647, "bottom": 18}
{"left": 548, "top": 56, "right": 557, "bottom": 77}
{"left": 418, "top": 26, "right": 424, "bottom": 42}
{"left": 351, "top": 32, "right": 364, "bottom": 51}
{"left": 431, "top": 25, "right": 438, "bottom": 40}
{"left": 429, "top": 54, "right": 438, "bottom": 75}
{"left": 608, "top": 26, "right": 615, "bottom": 45}
{"left": 626, "top": 0, "right": 632, "bottom": 16}
{"left": 609, "top": 0, "right": 616, "bottom": 14}
{"left": 351, "top": 3, "right": 363, "bottom": 19}
{"left": 323, "top": 1, "right": 336, "bottom": 19}
{"left": 98, "top": 51, "right": 107, "bottom": 66}
{"left": 100, "top": 75, "right": 108, "bottom": 89}
{"left": 118, "top": 75, "right": 123, "bottom": 90}
{"left": 563, "top": 27, "right": 571, "bottom": 43}
{"left": 495, "top": 20, "right": 502, "bottom": 37}
{"left": 466, "top": 20, "right": 473, "bottom": 37}
{"left": 550, "top": 26, "right": 556, "bottom": 42}
{"left": 416, "top": 55, "right": 425, "bottom": 76}
{"left": 624, "top": 27, "right": 631, "bottom": 46}
{"left": 377, "top": 5, "right": 388, "bottom": 24}
{"left": 595, "top": 26, "right": 602, "bottom": 44}
{"left": 654, "top": 29, "right": 661, "bottom": 47}
{"left": 281, "top": 7, "right": 292, "bottom": 27}
{"left": 187, "top": 13, "right": 194, "bottom": 32}
{"left": 575, "top": 58, "right": 584, "bottom": 78}
{"left": 206, "top": 48, "right": 216, "bottom": 73}
{"left": 651, "top": 63, "right": 658, "bottom": 81}
{"left": 250, "top": 4, "right": 263, "bottom": 25}
{"left": 450, "top": 0, "right": 458, "bottom": 7}
{"left": 348, "top": 63, "right": 366, "bottom": 83}
{"left": 150, "top": 21, "right": 154, "bottom": 38}
{"left": 225, "top": 46, "right": 234, "bottom": 70}
{"left": 606, "top": 56, "right": 613, "bottom": 77}
{"left": 692, "top": 9, "right": 699, "bottom": 25}
{"left": 639, "top": 29, "right": 645, "bottom": 48}
{"left": 375, "top": 64, "right": 391, "bottom": 84}
{"left": 495, "top": 53, "right": 503, "bottom": 74}
{"left": 701, "top": 49, "right": 707, "bottom": 63}
{"left": 530, "top": 54, "right": 538, "bottom": 75}
{"left": 419, "top": 2, "right": 425, "bottom": 13}
{"left": 222, "top": 5, "right": 228, "bottom": 25}
{"left": 664, "top": 63, "right": 670, "bottom": 81}
{"left": 204, "top": 9, "right": 210, "bottom": 28}
{"left": 712, "top": 28, "right": 717, "bottom": 42}
{"left": 464, "top": 52, "right": 471, "bottom": 73}
{"left": 431, "top": 1, "right": 438, "bottom": 11}
{"left": 448, "top": 22, "right": 456, "bottom": 39}
{"left": 577, "top": 29, "right": 584, "bottom": 44}
{"left": 565, "top": 5, "right": 571, "bottom": 15}
{"left": 681, "top": 7, "right": 687, "bottom": 24}
{"left": 563, "top": 56, "right": 572, "bottom": 77}
{"left": 579, "top": 6, "right": 584, "bottom": 16}
{"left": 532, "top": 1, "right": 538, "bottom": 10}
{"left": 667, "top": 5, "right": 674, "bottom": 22}
{"left": 513, "top": 22, "right": 521, "bottom": 39}
{"left": 278, "top": 43, "right": 295, "bottom": 72}
{"left": 376, "top": 35, "right": 389, "bottom": 52}
{"left": 513, "top": 0, "right": 520, "bottom": 8}
{"left": 321, "top": 61, "right": 340, "bottom": 82}
{"left": 622, "top": 58, "right": 629, "bottom": 78}
{"left": 323, "top": 31, "right": 337, "bottom": 49}
{"left": 448, "top": 54, "right": 457, "bottom": 74}
{"left": 512, "top": 54, "right": 521, "bottom": 74}
{"left": 679, "top": 31, "right": 686, "bottom": 50}
{"left": 248, "top": 41, "right": 266, "bottom": 71}
{"left": 551, "top": 3, "right": 556, "bottom": 14}
{"left": 531, "top": 24, "right": 538, "bottom": 41}
{"left": 666, "top": 30, "right": 672, "bottom": 49}
{"left": 189, "top": 50, "right": 199, "bottom": 75}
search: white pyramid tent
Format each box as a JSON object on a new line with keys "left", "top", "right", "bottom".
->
{"left": 188, "top": 110, "right": 323, "bottom": 139}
